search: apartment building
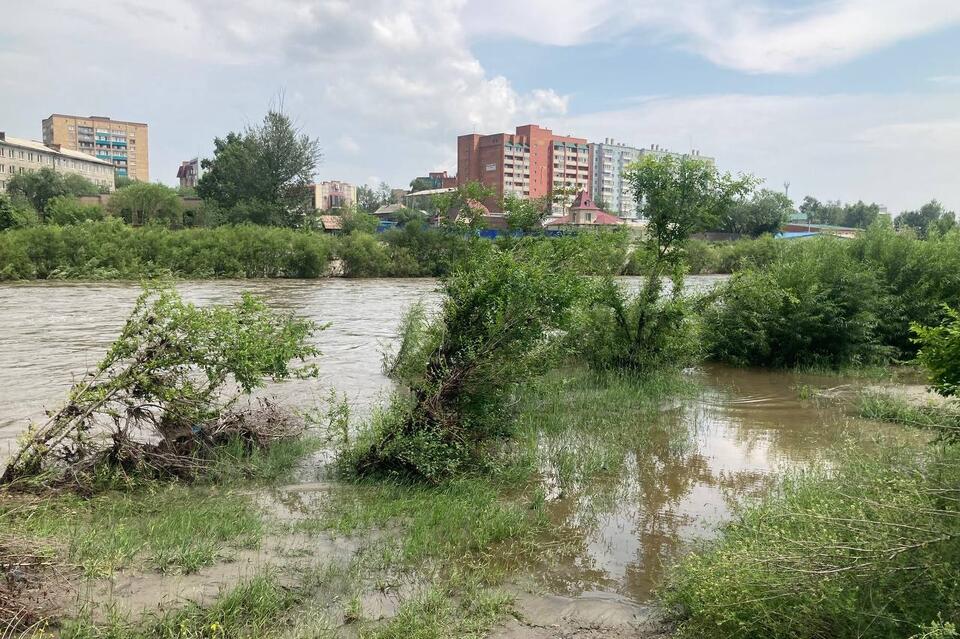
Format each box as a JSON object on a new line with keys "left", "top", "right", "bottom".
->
{"left": 590, "top": 140, "right": 715, "bottom": 218}
{"left": 311, "top": 181, "right": 356, "bottom": 211}
{"left": 457, "top": 124, "right": 591, "bottom": 212}
{"left": 0, "top": 131, "right": 115, "bottom": 192}
{"left": 177, "top": 158, "right": 202, "bottom": 189}
{"left": 42, "top": 114, "right": 149, "bottom": 182}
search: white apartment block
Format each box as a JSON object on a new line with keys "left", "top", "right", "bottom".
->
{"left": 0, "top": 132, "right": 115, "bottom": 193}
{"left": 551, "top": 140, "right": 591, "bottom": 215}
{"left": 312, "top": 180, "right": 356, "bottom": 211}
{"left": 590, "top": 139, "right": 714, "bottom": 218}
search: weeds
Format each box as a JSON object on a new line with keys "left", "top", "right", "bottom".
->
{"left": 858, "top": 392, "right": 960, "bottom": 442}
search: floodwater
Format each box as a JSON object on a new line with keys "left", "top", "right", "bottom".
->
{"left": 0, "top": 276, "right": 911, "bottom": 607}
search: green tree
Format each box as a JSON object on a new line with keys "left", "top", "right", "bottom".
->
{"left": 718, "top": 189, "right": 793, "bottom": 237}
{"left": 841, "top": 200, "right": 881, "bottom": 229}
{"left": 198, "top": 110, "right": 321, "bottom": 227}
{"left": 0, "top": 193, "right": 38, "bottom": 230}
{"left": 6, "top": 168, "right": 98, "bottom": 219}
{"left": 628, "top": 154, "right": 757, "bottom": 262}
{"left": 896, "top": 200, "right": 956, "bottom": 238}
{"left": 356, "top": 183, "right": 392, "bottom": 214}
{"left": 108, "top": 182, "right": 184, "bottom": 226}
{"left": 502, "top": 193, "right": 549, "bottom": 232}
{"left": 45, "top": 195, "right": 104, "bottom": 225}
{"left": 340, "top": 207, "right": 379, "bottom": 234}
{"left": 913, "top": 306, "right": 960, "bottom": 398}
{"left": 432, "top": 182, "right": 494, "bottom": 229}
{"left": 409, "top": 177, "right": 435, "bottom": 192}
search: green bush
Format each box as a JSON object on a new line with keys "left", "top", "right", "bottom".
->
{"left": 662, "top": 443, "right": 960, "bottom": 639}
{"left": 706, "top": 238, "right": 890, "bottom": 368}
{"left": 0, "top": 220, "right": 333, "bottom": 279}
{"left": 44, "top": 195, "right": 105, "bottom": 225}
{"left": 913, "top": 306, "right": 960, "bottom": 398}
{"left": 342, "top": 240, "right": 584, "bottom": 481}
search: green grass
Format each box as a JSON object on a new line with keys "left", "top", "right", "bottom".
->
{"left": 661, "top": 442, "right": 960, "bottom": 639}
{"left": 360, "top": 585, "right": 512, "bottom": 639}
{"left": 2, "top": 485, "right": 262, "bottom": 576}
{"left": 858, "top": 391, "right": 960, "bottom": 441}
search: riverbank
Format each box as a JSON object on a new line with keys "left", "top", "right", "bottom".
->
{"left": 2, "top": 361, "right": 931, "bottom": 637}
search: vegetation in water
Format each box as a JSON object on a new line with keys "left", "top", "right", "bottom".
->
{"left": 342, "top": 240, "right": 585, "bottom": 481}
{"left": 1, "top": 286, "right": 321, "bottom": 488}
{"left": 913, "top": 305, "right": 960, "bottom": 398}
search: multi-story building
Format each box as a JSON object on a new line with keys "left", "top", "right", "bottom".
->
{"left": 590, "top": 140, "right": 714, "bottom": 218}
{"left": 0, "top": 131, "right": 115, "bottom": 193}
{"left": 176, "top": 158, "right": 202, "bottom": 189}
{"left": 311, "top": 180, "right": 356, "bottom": 211}
{"left": 42, "top": 114, "right": 149, "bottom": 182}
{"left": 457, "top": 124, "right": 591, "bottom": 213}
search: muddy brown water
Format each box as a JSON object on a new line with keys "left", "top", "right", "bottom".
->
{"left": 0, "top": 276, "right": 915, "bottom": 611}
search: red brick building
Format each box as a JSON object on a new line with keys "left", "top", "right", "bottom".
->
{"left": 457, "top": 124, "right": 592, "bottom": 210}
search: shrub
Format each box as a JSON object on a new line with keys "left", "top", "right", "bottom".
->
{"left": 44, "top": 195, "right": 105, "bottom": 225}
{"left": 342, "top": 241, "right": 584, "bottom": 481}
{"left": 913, "top": 306, "right": 960, "bottom": 398}
{"left": 0, "top": 193, "right": 38, "bottom": 231}
{"left": 705, "top": 238, "right": 890, "bottom": 368}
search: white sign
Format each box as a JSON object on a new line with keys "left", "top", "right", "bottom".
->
{"left": 485, "top": 163, "right": 497, "bottom": 172}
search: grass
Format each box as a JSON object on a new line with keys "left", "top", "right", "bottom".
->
{"left": 858, "top": 391, "right": 960, "bottom": 441}
{"left": 660, "top": 441, "right": 960, "bottom": 639}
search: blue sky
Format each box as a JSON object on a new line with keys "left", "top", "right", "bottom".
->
{"left": 2, "top": 0, "right": 960, "bottom": 212}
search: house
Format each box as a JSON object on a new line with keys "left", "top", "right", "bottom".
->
{"left": 544, "top": 190, "right": 624, "bottom": 228}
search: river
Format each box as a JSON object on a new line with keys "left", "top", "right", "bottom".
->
{"left": 0, "top": 275, "right": 910, "bottom": 606}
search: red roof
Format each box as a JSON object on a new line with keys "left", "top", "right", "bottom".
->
{"left": 569, "top": 190, "right": 601, "bottom": 212}
{"left": 544, "top": 211, "right": 623, "bottom": 226}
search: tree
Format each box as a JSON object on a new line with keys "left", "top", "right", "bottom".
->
{"left": 108, "top": 182, "right": 184, "bottom": 226}
{"left": 432, "top": 182, "right": 494, "bottom": 229}
{"left": 356, "top": 182, "right": 392, "bottom": 214}
{"left": 409, "top": 177, "right": 435, "bottom": 193}
{"left": 0, "top": 193, "right": 38, "bottom": 230}
{"left": 718, "top": 189, "right": 793, "bottom": 237}
{"left": 502, "top": 193, "right": 549, "bottom": 232}
{"left": 628, "top": 154, "right": 757, "bottom": 262}
{"left": 896, "top": 200, "right": 956, "bottom": 238}
{"left": 340, "top": 207, "right": 379, "bottom": 234}
{"left": 913, "top": 306, "right": 960, "bottom": 399}
{"left": 6, "top": 168, "right": 98, "bottom": 219}
{"left": 197, "top": 110, "right": 321, "bottom": 227}
{"left": 841, "top": 200, "right": 881, "bottom": 229}
{"left": 45, "top": 195, "right": 104, "bottom": 225}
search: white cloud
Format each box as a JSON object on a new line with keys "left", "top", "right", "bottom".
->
{"left": 543, "top": 92, "right": 960, "bottom": 212}
{"left": 463, "top": 0, "right": 960, "bottom": 74}
{"left": 0, "top": 0, "right": 567, "bottom": 186}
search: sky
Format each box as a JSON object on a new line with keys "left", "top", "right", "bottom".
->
{"left": 2, "top": 1, "right": 960, "bottom": 213}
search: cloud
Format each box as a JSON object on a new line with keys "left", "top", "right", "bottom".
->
{"left": 0, "top": 0, "right": 567, "bottom": 185}
{"left": 543, "top": 92, "right": 960, "bottom": 212}
{"left": 464, "top": 0, "right": 960, "bottom": 74}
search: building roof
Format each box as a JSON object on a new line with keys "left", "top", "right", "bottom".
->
{"left": 569, "top": 190, "right": 601, "bottom": 212}
{"left": 45, "top": 113, "right": 149, "bottom": 127}
{"left": 319, "top": 215, "right": 343, "bottom": 230}
{"left": 405, "top": 187, "right": 457, "bottom": 198}
{"left": 544, "top": 210, "right": 624, "bottom": 226}
{"left": 0, "top": 133, "right": 113, "bottom": 166}
{"left": 373, "top": 203, "right": 406, "bottom": 217}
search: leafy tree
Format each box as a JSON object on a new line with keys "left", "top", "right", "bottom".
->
{"left": 409, "top": 177, "right": 435, "bottom": 192}
{"left": 896, "top": 200, "right": 956, "bottom": 238}
{"left": 913, "top": 306, "right": 960, "bottom": 398}
{"left": 432, "top": 182, "right": 494, "bottom": 229}
{"left": 718, "top": 189, "right": 793, "bottom": 237}
{"left": 502, "top": 193, "right": 549, "bottom": 232}
{"left": 108, "top": 182, "right": 184, "bottom": 226}
{"left": 0, "top": 193, "right": 38, "bottom": 230}
{"left": 6, "top": 168, "right": 98, "bottom": 219}
{"left": 628, "top": 154, "right": 757, "bottom": 262}
{"left": 114, "top": 175, "right": 134, "bottom": 189}
{"left": 340, "top": 207, "right": 379, "bottom": 234}
{"left": 198, "top": 110, "right": 321, "bottom": 227}
{"left": 45, "top": 195, "right": 104, "bottom": 225}
{"left": 356, "top": 182, "right": 392, "bottom": 214}
{"left": 841, "top": 200, "right": 881, "bottom": 229}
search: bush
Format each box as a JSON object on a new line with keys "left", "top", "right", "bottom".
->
{"left": 0, "top": 193, "right": 38, "bottom": 231}
{"left": 342, "top": 241, "right": 584, "bottom": 481}
{"left": 44, "top": 195, "right": 104, "bottom": 225}
{"left": 706, "top": 238, "right": 890, "bottom": 368}
{"left": 913, "top": 306, "right": 960, "bottom": 398}
{"left": 662, "top": 443, "right": 960, "bottom": 639}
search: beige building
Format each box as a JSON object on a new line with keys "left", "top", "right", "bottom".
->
{"left": 311, "top": 181, "right": 356, "bottom": 211}
{"left": 42, "top": 114, "right": 149, "bottom": 182}
{"left": 0, "top": 132, "right": 115, "bottom": 193}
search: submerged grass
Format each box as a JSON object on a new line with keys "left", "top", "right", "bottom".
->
{"left": 858, "top": 391, "right": 960, "bottom": 441}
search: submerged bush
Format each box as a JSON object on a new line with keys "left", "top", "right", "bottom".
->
{"left": 706, "top": 238, "right": 890, "bottom": 368}
{"left": 662, "top": 443, "right": 960, "bottom": 639}
{"left": 913, "top": 305, "right": 960, "bottom": 398}
{"left": 1, "top": 286, "right": 320, "bottom": 488}
{"left": 342, "top": 241, "right": 584, "bottom": 481}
